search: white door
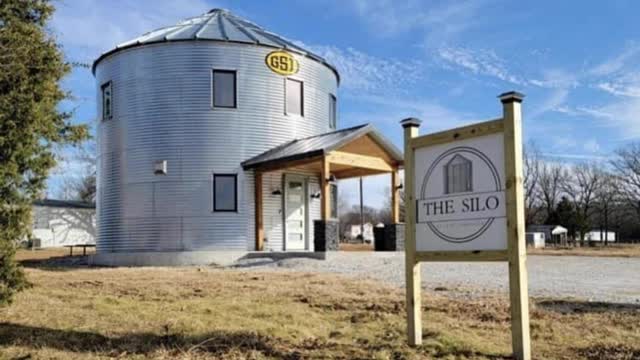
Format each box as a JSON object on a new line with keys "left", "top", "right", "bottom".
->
{"left": 285, "top": 176, "right": 307, "bottom": 250}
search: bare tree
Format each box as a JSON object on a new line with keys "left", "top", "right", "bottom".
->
{"left": 562, "top": 162, "right": 604, "bottom": 246}
{"left": 537, "top": 161, "right": 566, "bottom": 224}
{"left": 595, "top": 172, "right": 620, "bottom": 246}
{"left": 337, "top": 189, "right": 352, "bottom": 240}
{"left": 524, "top": 141, "right": 542, "bottom": 225}
{"left": 611, "top": 142, "right": 640, "bottom": 220}
{"left": 380, "top": 186, "right": 405, "bottom": 224}
{"left": 54, "top": 131, "right": 96, "bottom": 203}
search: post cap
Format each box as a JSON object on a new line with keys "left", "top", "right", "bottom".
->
{"left": 498, "top": 91, "right": 525, "bottom": 104}
{"left": 400, "top": 117, "right": 422, "bottom": 128}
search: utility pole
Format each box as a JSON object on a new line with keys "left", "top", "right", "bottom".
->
{"left": 360, "top": 177, "right": 364, "bottom": 243}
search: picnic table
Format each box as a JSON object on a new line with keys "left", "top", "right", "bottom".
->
{"left": 64, "top": 244, "right": 96, "bottom": 256}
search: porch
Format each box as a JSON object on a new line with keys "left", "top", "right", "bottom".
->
{"left": 242, "top": 124, "right": 404, "bottom": 251}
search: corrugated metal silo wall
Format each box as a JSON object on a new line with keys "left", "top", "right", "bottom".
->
{"left": 95, "top": 42, "right": 338, "bottom": 252}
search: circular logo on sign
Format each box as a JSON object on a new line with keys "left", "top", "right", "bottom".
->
{"left": 265, "top": 50, "right": 299, "bottom": 75}
{"left": 419, "top": 146, "right": 501, "bottom": 243}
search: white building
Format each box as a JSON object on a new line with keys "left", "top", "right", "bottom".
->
{"left": 527, "top": 225, "right": 568, "bottom": 246}
{"left": 347, "top": 223, "right": 376, "bottom": 242}
{"left": 525, "top": 232, "right": 545, "bottom": 248}
{"left": 31, "top": 199, "right": 96, "bottom": 248}
{"left": 584, "top": 230, "right": 616, "bottom": 243}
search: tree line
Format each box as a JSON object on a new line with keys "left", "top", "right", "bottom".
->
{"left": 338, "top": 141, "right": 640, "bottom": 245}
{"left": 525, "top": 142, "right": 640, "bottom": 245}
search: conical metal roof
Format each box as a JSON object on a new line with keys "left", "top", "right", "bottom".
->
{"left": 92, "top": 8, "right": 339, "bottom": 81}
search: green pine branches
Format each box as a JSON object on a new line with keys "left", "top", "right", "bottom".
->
{"left": 0, "top": 0, "right": 89, "bottom": 305}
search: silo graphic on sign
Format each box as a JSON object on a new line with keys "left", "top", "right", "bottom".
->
{"left": 415, "top": 135, "right": 507, "bottom": 248}
{"left": 444, "top": 154, "right": 473, "bottom": 194}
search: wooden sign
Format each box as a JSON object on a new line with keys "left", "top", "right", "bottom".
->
{"left": 401, "top": 91, "right": 531, "bottom": 360}
{"left": 415, "top": 132, "right": 507, "bottom": 251}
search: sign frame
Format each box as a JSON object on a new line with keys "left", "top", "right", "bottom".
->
{"left": 402, "top": 91, "right": 531, "bottom": 360}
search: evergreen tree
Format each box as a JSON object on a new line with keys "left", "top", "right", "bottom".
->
{"left": 555, "top": 196, "right": 577, "bottom": 240}
{"left": 0, "top": 0, "right": 88, "bottom": 305}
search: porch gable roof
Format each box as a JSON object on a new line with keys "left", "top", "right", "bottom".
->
{"left": 241, "top": 124, "right": 403, "bottom": 170}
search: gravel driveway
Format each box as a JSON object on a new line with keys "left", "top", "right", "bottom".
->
{"left": 234, "top": 253, "right": 640, "bottom": 304}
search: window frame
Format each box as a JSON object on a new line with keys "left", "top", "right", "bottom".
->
{"left": 284, "top": 77, "right": 304, "bottom": 117}
{"left": 101, "top": 81, "right": 113, "bottom": 121}
{"left": 211, "top": 69, "right": 237, "bottom": 109}
{"left": 213, "top": 173, "right": 238, "bottom": 212}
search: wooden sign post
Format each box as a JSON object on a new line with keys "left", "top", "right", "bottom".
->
{"left": 402, "top": 91, "right": 531, "bottom": 360}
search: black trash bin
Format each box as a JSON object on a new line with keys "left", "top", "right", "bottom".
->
{"left": 374, "top": 224, "right": 405, "bottom": 251}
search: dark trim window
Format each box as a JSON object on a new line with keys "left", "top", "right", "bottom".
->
{"left": 212, "top": 70, "right": 237, "bottom": 108}
{"left": 101, "top": 81, "right": 113, "bottom": 120}
{"left": 213, "top": 174, "right": 238, "bottom": 212}
{"left": 285, "top": 78, "right": 303, "bottom": 116}
{"left": 329, "top": 94, "right": 337, "bottom": 129}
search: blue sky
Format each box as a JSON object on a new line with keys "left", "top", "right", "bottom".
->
{"left": 49, "top": 0, "right": 640, "bottom": 208}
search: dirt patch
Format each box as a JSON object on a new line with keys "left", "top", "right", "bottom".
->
{"left": 576, "top": 344, "right": 640, "bottom": 360}
{"left": 339, "top": 243, "right": 374, "bottom": 252}
{"left": 529, "top": 244, "right": 640, "bottom": 258}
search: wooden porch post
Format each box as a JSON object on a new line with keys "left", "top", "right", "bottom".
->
{"left": 320, "top": 156, "right": 331, "bottom": 220}
{"left": 391, "top": 168, "right": 400, "bottom": 223}
{"left": 255, "top": 171, "right": 264, "bottom": 251}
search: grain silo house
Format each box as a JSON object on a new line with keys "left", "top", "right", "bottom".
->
{"left": 92, "top": 9, "right": 403, "bottom": 266}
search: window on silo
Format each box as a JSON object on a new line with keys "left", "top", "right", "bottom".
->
{"left": 101, "top": 81, "right": 112, "bottom": 120}
{"left": 329, "top": 94, "right": 337, "bottom": 129}
{"left": 212, "top": 70, "right": 237, "bottom": 108}
{"left": 213, "top": 174, "right": 238, "bottom": 212}
{"left": 286, "top": 78, "right": 303, "bottom": 116}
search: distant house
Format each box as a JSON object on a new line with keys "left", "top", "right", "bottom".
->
{"left": 527, "top": 225, "right": 568, "bottom": 246}
{"left": 584, "top": 229, "right": 616, "bottom": 243}
{"left": 346, "top": 223, "right": 376, "bottom": 243}
{"left": 31, "top": 199, "right": 96, "bottom": 248}
{"left": 525, "top": 232, "right": 545, "bottom": 248}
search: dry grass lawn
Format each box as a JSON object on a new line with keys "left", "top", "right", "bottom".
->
{"left": 0, "top": 252, "right": 638, "bottom": 359}
{"left": 528, "top": 244, "right": 640, "bottom": 258}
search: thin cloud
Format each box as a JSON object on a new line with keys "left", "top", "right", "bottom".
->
{"left": 541, "top": 153, "right": 608, "bottom": 161}
{"left": 302, "top": 44, "right": 425, "bottom": 94}
{"left": 528, "top": 88, "right": 570, "bottom": 119}
{"left": 51, "top": 0, "right": 213, "bottom": 62}
{"left": 436, "top": 46, "right": 526, "bottom": 85}
{"left": 588, "top": 42, "right": 640, "bottom": 77}
{"left": 596, "top": 74, "right": 640, "bottom": 98}
{"left": 343, "top": 0, "right": 484, "bottom": 42}
{"left": 559, "top": 101, "right": 640, "bottom": 140}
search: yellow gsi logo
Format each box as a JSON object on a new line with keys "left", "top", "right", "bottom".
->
{"left": 265, "top": 50, "right": 299, "bottom": 76}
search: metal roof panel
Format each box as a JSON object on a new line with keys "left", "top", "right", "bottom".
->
{"left": 93, "top": 8, "right": 339, "bottom": 82}
{"left": 242, "top": 124, "right": 403, "bottom": 169}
